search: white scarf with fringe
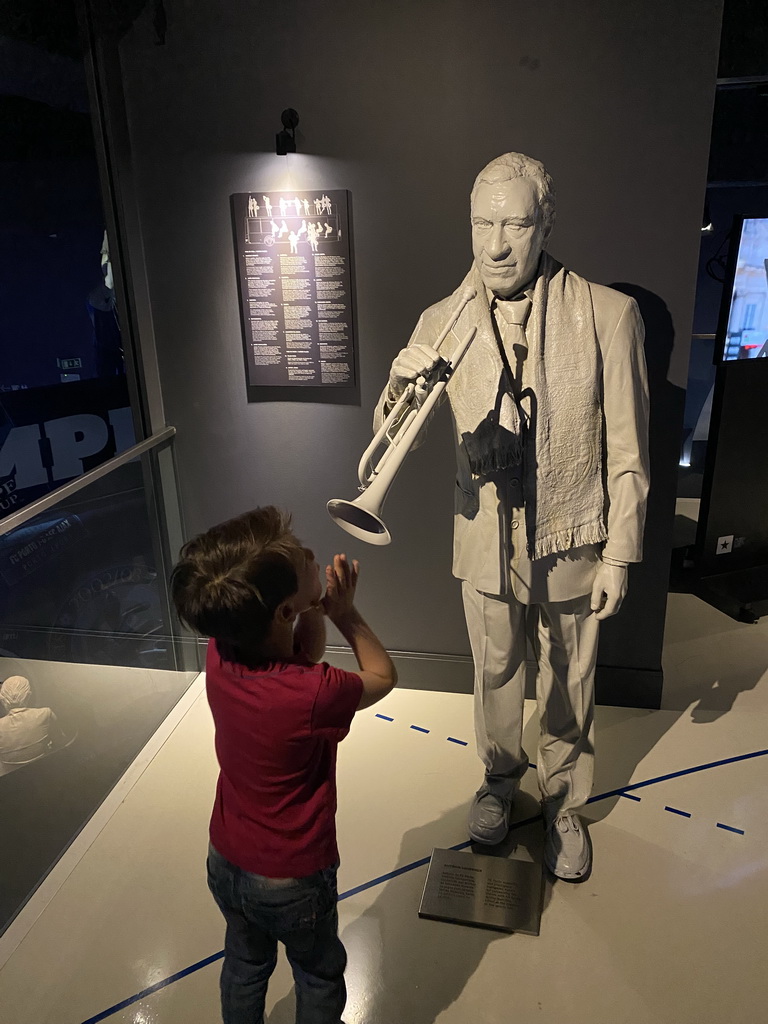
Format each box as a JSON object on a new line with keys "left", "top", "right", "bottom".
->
{"left": 436, "top": 253, "right": 607, "bottom": 559}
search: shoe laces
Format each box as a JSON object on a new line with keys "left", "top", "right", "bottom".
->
{"left": 551, "top": 813, "right": 580, "bottom": 835}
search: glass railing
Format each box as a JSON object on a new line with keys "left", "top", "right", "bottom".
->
{"left": 0, "top": 430, "right": 200, "bottom": 936}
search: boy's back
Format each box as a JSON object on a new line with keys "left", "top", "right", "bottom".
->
{"left": 171, "top": 507, "right": 396, "bottom": 1024}
{"left": 206, "top": 640, "right": 362, "bottom": 879}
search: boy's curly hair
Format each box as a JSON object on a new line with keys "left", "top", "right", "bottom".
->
{"left": 170, "top": 506, "right": 305, "bottom": 664}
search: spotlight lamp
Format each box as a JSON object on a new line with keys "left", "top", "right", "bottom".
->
{"left": 276, "top": 108, "right": 299, "bottom": 155}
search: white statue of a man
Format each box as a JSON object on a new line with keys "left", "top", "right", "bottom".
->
{"left": 375, "top": 152, "right": 650, "bottom": 879}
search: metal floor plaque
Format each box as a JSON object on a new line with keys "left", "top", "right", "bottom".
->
{"left": 418, "top": 848, "right": 542, "bottom": 935}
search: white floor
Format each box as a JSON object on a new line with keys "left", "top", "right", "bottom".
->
{"left": 1, "top": 589, "right": 767, "bottom": 1024}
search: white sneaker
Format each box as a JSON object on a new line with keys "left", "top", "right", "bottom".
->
{"left": 543, "top": 810, "right": 591, "bottom": 880}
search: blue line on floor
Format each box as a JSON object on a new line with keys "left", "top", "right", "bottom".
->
{"left": 664, "top": 806, "right": 692, "bottom": 818}
{"left": 585, "top": 747, "right": 768, "bottom": 803}
{"left": 339, "top": 854, "right": 431, "bottom": 899}
{"left": 79, "top": 951, "right": 225, "bottom": 1024}
{"left": 340, "top": 818, "right": 549, "bottom": 902}
{"left": 620, "top": 792, "right": 642, "bottom": 801}
{"left": 376, "top": 713, "right": 468, "bottom": 747}
{"left": 80, "top": 745, "right": 768, "bottom": 1024}
{"left": 716, "top": 822, "right": 745, "bottom": 835}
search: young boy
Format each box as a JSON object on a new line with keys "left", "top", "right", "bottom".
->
{"left": 171, "top": 506, "right": 397, "bottom": 1024}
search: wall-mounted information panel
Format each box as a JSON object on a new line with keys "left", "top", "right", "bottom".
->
{"left": 231, "top": 190, "right": 358, "bottom": 400}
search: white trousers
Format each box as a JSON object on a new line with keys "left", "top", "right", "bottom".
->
{"left": 461, "top": 582, "right": 599, "bottom": 815}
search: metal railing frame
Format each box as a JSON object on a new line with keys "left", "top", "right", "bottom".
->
{"left": 0, "top": 427, "right": 175, "bottom": 539}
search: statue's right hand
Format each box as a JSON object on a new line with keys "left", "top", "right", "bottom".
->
{"left": 389, "top": 343, "right": 442, "bottom": 395}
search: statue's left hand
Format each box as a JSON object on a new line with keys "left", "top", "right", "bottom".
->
{"left": 590, "top": 562, "right": 628, "bottom": 621}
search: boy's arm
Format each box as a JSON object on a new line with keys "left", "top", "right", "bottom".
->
{"left": 323, "top": 554, "right": 397, "bottom": 710}
{"left": 293, "top": 604, "right": 326, "bottom": 663}
{"left": 332, "top": 608, "right": 397, "bottom": 710}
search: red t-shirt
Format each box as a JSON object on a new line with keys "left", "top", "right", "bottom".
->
{"left": 206, "top": 639, "right": 363, "bottom": 878}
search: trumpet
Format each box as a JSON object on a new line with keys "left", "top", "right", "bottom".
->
{"left": 327, "top": 287, "right": 477, "bottom": 544}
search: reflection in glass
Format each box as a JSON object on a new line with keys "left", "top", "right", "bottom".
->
{"left": 0, "top": 447, "right": 200, "bottom": 935}
{"left": 0, "top": 1, "right": 132, "bottom": 522}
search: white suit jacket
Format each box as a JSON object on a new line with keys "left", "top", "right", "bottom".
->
{"left": 374, "top": 278, "right": 650, "bottom": 602}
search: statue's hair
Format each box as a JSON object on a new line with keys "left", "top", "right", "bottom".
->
{"left": 0, "top": 676, "right": 31, "bottom": 710}
{"left": 471, "top": 153, "right": 556, "bottom": 236}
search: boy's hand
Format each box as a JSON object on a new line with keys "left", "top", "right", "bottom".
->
{"left": 322, "top": 554, "right": 360, "bottom": 624}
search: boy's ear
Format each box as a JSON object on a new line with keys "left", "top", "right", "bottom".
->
{"left": 274, "top": 598, "right": 295, "bottom": 624}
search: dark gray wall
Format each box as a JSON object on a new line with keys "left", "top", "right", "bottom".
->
{"left": 115, "top": 0, "right": 722, "bottom": 703}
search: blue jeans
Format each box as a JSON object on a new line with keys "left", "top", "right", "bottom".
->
{"left": 206, "top": 845, "right": 346, "bottom": 1024}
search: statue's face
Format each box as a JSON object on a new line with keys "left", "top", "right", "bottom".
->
{"left": 471, "top": 177, "right": 547, "bottom": 298}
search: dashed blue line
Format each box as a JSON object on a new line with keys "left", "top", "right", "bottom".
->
{"left": 375, "top": 714, "right": 467, "bottom": 747}
{"left": 716, "top": 822, "right": 745, "bottom": 835}
{"left": 620, "top": 792, "right": 642, "bottom": 802}
{"left": 664, "top": 806, "right": 692, "bottom": 818}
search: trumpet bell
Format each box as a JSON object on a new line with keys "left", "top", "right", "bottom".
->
{"left": 327, "top": 287, "right": 478, "bottom": 547}
{"left": 326, "top": 498, "right": 392, "bottom": 545}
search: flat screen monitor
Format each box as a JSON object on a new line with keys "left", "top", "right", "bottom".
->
{"left": 717, "top": 216, "right": 768, "bottom": 362}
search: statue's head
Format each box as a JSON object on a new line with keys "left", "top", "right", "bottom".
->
{"left": 470, "top": 153, "right": 555, "bottom": 298}
{"left": 0, "top": 676, "right": 32, "bottom": 711}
